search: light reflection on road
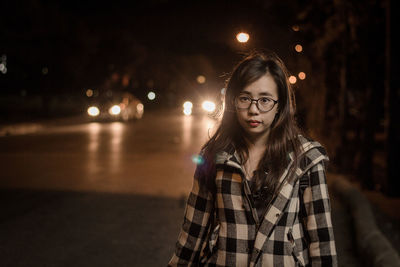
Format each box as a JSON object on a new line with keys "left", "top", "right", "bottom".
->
{"left": 0, "top": 111, "right": 221, "bottom": 197}
{"left": 109, "top": 122, "right": 123, "bottom": 175}
{"left": 182, "top": 115, "right": 192, "bottom": 149}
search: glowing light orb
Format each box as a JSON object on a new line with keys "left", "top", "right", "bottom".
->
{"left": 109, "top": 105, "right": 121, "bottom": 115}
{"left": 86, "top": 89, "right": 93, "bottom": 97}
{"left": 137, "top": 103, "right": 144, "bottom": 112}
{"left": 289, "top": 76, "right": 297, "bottom": 84}
{"left": 147, "top": 91, "right": 156, "bottom": 100}
{"left": 295, "top": 44, "right": 303, "bottom": 53}
{"left": 236, "top": 32, "right": 249, "bottom": 43}
{"left": 183, "top": 108, "right": 192, "bottom": 115}
{"left": 197, "top": 75, "right": 206, "bottom": 84}
{"left": 87, "top": 106, "right": 100, "bottom": 116}
{"left": 298, "top": 72, "right": 306, "bottom": 80}
{"left": 183, "top": 101, "right": 193, "bottom": 109}
{"left": 202, "top": 101, "right": 216, "bottom": 112}
{"left": 192, "top": 154, "right": 205, "bottom": 165}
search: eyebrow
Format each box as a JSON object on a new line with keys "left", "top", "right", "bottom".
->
{"left": 240, "top": 90, "right": 274, "bottom": 97}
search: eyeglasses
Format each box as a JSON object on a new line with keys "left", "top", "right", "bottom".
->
{"left": 235, "top": 95, "right": 278, "bottom": 112}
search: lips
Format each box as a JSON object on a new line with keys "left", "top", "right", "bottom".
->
{"left": 247, "top": 120, "right": 261, "bottom": 127}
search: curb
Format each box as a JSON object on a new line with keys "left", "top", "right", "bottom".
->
{"left": 0, "top": 115, "right": 88, "bottom": 137}
{"left": 0, "top": 123, "right": 44, "bottom": 137}
{"left": 330, "top": 175, "right": 400, "bottom": 267}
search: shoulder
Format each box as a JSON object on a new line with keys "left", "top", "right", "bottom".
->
{"left": 297, "top": 134, "right": 328, "bottom": 157}
{"left": 296, "top": 134, "right": 329, "bottom": 173}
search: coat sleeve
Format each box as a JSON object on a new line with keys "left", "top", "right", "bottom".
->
{"left": 302, "top": 161, "right": 338, "bottom": 267}
{"left": 168, "top": 163, "right": 215, "bottom": 266}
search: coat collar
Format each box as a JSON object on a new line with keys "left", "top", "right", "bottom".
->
{"left": 214, "top": 134, "right": 328, "bottom": 173}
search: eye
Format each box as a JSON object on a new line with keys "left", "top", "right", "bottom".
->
{"left": 238, "top": 96, "right": 251, "bottom": 102}
{"left": 259, "top": 97, "right": 272, "bottom": 104}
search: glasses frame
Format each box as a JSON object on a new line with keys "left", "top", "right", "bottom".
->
{"left": 235, "top": 96, "right": 278, "bottom": 113}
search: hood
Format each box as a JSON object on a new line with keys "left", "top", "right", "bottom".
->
{"left": 214, "top": 134, "right": 329, "bottom": 176}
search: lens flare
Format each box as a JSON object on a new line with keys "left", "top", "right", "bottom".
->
{"left": 191, "top": 154, "right": 205, "bottom": 165}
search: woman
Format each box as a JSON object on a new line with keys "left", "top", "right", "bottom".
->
{"left": 168, "top": 52, "right": 337, "bottom": 266}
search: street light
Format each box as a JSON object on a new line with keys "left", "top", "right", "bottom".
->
{"left": 289, "top": 75, "right": 297, "bottom": 84}
{"left": 236, "top": 32, "right": 249, "bottom": 43}
{"left": 298, "top": 72, "right": 306, "bottom": 80}
{"left": 295, "top": 44, "right": 303, "bottom": 53}
{"left": 147, "top": 91, "right": 156, "bottom": 100}
{"left": 197, "top": 75, "right": 206, "bottom": 84}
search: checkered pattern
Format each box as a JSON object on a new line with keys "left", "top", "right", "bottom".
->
{"left": 168, "top": 135, "right": 337, "bottom": 267}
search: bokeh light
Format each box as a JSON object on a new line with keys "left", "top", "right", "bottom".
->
{"left": 236, "top": 32, "right": 249, "bottom": 43}
{"left": 109, "top": 105, "right": 121, "bottom": 115}
{"left": 183, "top": 101, "right": 193, "bottom": 109}
{"left": 298, "top": 72, "right": 306, "bottom": 80}
{"left": 86, "top": 89, "right": 94, "bottom": 97}
{"left": 191, "top": 154, "right": 205, "bottom": 165}
{"left": 202, "top": 101, "right": 216, "bottom": 112}
{"left": 147, "top": 91, "right": 156, "bottom": 100}
{"left": 295, "top": 44, "right": 303, "bottom": 53}
{"left": 87, "top": 106, "right": 100, "bottom": 116}
{"left": 197, "top": 75, "right": 206, "bottom": 84}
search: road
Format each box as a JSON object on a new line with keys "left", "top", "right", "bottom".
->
{"left": 0, "top": 109, "right": 360, "bottom": 266}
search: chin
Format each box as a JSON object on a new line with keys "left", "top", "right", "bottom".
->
{"left": 246, "top": 128, "right": 267, "bottom": 135}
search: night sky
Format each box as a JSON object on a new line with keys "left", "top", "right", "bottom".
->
{"left": 1, "top": 0, "right": 302, "bottom": 101}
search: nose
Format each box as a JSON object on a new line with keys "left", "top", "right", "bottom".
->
{"left": 248, "top": 101, "right": 259, "bottom": 114}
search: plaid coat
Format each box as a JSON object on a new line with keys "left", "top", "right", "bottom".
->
{"left": 169, "top": 136, "right": 337, "bottom": 267}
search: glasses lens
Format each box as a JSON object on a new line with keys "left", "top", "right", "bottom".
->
{"left": 236, "top": 96, "right": 250, "bottom": 109}
{"left": 258, "top": 98, "right": 274, "bottom": 112}
{"left": 235, "top": 96, "right": 275, "bottom": 112}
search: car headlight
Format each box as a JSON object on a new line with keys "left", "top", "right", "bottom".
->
{"left": 136, "top": 103, "right": 144, "bottom": 113}
{"left": 183, "top": 101, "right": 193, "bottom": 115}
{"left": 87, "top": 106, "right": 100, "bottom": 116}
{"left": 202, "top": 101, "right": 216, "bottom": 112}
{"left": 183, "top": 101, "right": 193, "bottom": 109}
{"left": 109, "top": 105, "right": 121, "bottom": 115}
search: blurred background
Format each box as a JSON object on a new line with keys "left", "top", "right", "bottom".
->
{"left": 0, "top": 0, "right": 398, "bottom": 266}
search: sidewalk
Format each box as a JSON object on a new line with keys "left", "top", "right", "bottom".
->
{"left": 0, "top": 115, "right": 90, "bottom": 137}
{"left": 328, "top": 173, "right": 400, "bottom": 266}
{"left": 335, "top": 174, "right": 400, "bottom": 255}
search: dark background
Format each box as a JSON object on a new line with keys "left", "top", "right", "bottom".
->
{"left": 0, "top": 0, "right": 399, "bottom": 196}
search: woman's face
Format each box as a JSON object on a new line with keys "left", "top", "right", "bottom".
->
{"left": 235, "top": 73, "right": 279, "bottom": 143}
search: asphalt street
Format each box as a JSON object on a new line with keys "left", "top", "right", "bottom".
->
{"left": 0, "top": 109, "right": 362, "bottom": 266}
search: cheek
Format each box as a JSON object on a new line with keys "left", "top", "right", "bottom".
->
{"left": 235, "top": 109, "right": 246, "bottom": 121}
{"left": 262, "top": 112, "right": 277, "bottom": 125}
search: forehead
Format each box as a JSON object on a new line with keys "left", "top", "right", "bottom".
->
{"left": 240, "top": 74, "right": 278, "bottom": 98}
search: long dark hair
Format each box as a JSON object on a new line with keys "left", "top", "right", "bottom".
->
{"left": 199, "top": 51, "right": 303, "bottom": 197}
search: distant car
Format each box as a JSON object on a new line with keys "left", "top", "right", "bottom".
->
{"left": 182, "top": 94, "right": 223, "bottom": 117}
{"left": 87, "top": 91, "right": 144, "bottom": 121}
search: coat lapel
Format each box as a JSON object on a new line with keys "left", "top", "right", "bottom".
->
{"left": 252, "top": 136, "right": 330, "bottom": 257}
{"left": 252, "top": 156, "right": 296, "bottom": 250}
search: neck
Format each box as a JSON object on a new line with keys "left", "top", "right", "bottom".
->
{"left": 245, "top": 131, "right": 269, "bottom": 150}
